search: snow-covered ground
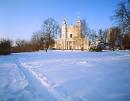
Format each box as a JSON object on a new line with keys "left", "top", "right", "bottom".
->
{"left": 0, "top": 50, "right": 130, "bottom": 101}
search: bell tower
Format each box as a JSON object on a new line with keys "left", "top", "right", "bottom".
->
{"left": 61, "top": 19, "right": 67, "bottom": 39}
{"left": 77, "top": 16, "right": 81, "bottom": 24}
{"left": 77, "top": 17, "right": 81, "bottom": 36}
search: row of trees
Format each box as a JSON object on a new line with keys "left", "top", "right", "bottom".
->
{"left": 0, "top": 18, "right": 60, "bottom": 54}
{"left": 89, "top": 0, "right": 130, "bottom": 51}
{"left": 108, "top": 0, "right": 130, "bottom": 50}
{"left": 12, "top": 18, "right": 60, "bottom": 53}
{"left": 89, "top": 26, "right": 130, "bottom": 52}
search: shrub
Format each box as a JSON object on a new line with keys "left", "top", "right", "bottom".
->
{"left": 0, "top": 39, "right": 12, "bottom": 55}
{"left": 89, "top": 45, "right": 103, "bottom": 52}
{"left": 89, "top": 39, "right": 104, "bottom": 52}
{"left": 12, "top": 39, "right": 34, "bottom": 53}
{"left": 123, "top": 34, "right": 130, "bottom": 49}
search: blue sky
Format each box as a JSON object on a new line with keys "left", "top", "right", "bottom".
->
{"left": 0, "top": 0, "right": 120, "bottom": 41}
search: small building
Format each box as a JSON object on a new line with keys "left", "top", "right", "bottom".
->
{"left": 55, "top": 18, "right": 89, "bottom": 50}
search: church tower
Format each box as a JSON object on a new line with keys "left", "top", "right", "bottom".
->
{"left": 61, "top": 19, "right": 67, "bottom": 39}
{"left": 77, "top": 17, "right": 81, "bottom": 27}
{"left": 77, "top": 17, "right": 81, "bottom": 36}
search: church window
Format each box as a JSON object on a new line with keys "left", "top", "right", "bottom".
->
{"left": 70, "top": 34, "right": 72, "bottom": 38}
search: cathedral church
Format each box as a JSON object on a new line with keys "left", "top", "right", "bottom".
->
{"left": 55, "top": 18, "right": 89, "bottom": 50}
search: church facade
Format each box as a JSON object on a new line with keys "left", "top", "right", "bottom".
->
{"left": 55, "top": 18, "right": 89, "bottom": 50}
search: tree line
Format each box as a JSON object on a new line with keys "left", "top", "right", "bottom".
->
{"left": 0, "top": 0, "right": 130, "bottom": 55}
{"left": 86, "top": 0, "right": 130, "bottom": 51}
{"left": 0, "top": 18, "right": 60, "bottom": 55}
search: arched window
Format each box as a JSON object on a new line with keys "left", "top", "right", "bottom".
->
{"left": 70, "top": 34, "right": 72, "bottom": 38}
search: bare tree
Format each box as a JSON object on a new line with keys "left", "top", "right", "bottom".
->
{"left": 102, "top": 29, "right": 109, "bottom": 44}
{"left": 31, "top": 30, "right": 45, "bottom": 50}
{"left": 41, "top": 18, "right": 60, "bottom": 52}
{"left": 89, "top": 29, "right": 97, "bottom": 44}
{"left": 80, "top": 19, "right": 90, "bottom": 51}
{"left": 98, "top": 29, "right": 103, "bottom": 38}
{"left": 123, "top": 34, "right": 130, "bottom": 49}
{"left": 14, "top": 39, "right": 33, "bottom": 52}
{"left": 112, "top": 0, "right": 130, "bottom": 34}
{"left": 108, "top": 27, "right": 121, "bottom": 50}
{"left": 81, "top": 19, "right": 86, "bottom": 37}
{"left": 15, "top": 39, "right": 27, "bottom": 47}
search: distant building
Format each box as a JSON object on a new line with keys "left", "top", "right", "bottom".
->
{"left": 55, "top": 18, "right": 89, "bottom": 50}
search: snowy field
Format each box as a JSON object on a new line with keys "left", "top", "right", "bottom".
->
{"left": 0, "top": 50, "right": 130, "bottom": 101}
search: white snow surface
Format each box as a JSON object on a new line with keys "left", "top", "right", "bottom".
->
{"left": 0, "top": 50, "right": 130, "bottom": 101}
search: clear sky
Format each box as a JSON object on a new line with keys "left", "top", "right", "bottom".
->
{"left": 0, "top": 0, "right": 120, "bottom": 41}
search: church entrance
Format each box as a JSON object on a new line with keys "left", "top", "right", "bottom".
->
{"left": 69, "top": 41, "right": 72, "bottom": 50}
{"left": 69, "top": 46, "right": 72, "bottom": 50}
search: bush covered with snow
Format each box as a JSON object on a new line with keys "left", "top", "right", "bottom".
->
{"left": 89, "top": 38, "right": 104, "bottom": 52}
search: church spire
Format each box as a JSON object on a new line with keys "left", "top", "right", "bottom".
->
{"left": 61, "top": 18, "right": 67, "bottom": 39}
{"left": 77, "top": 16, "right": 81, "bottom": 34}
{"left": 77, "top": 16, "right": 81, "bottom": 28}
{"left": 62, "top": 18, "right": 66, "bottom": 24}
{"left": 77, "top": 16, "right": 81, "bottom": 23}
